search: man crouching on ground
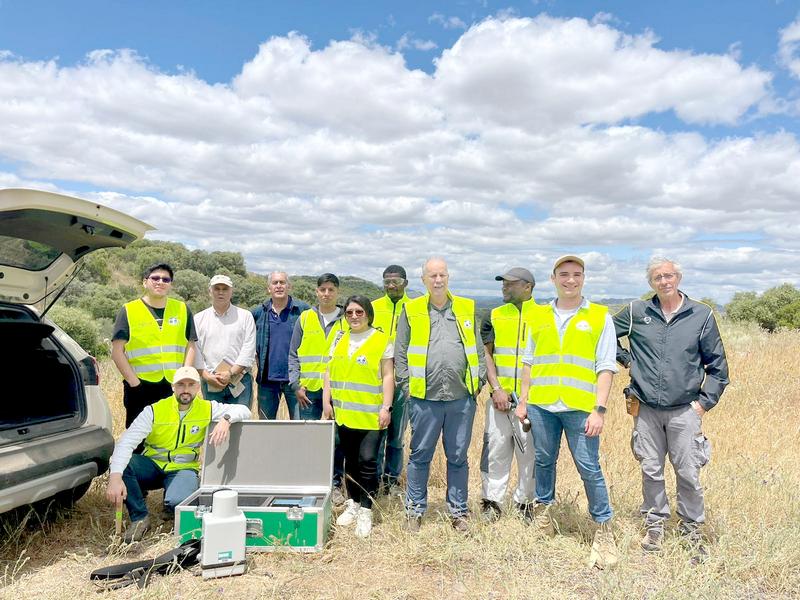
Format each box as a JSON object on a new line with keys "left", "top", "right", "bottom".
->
{"left": 105, "top": 366, "right": 251, "bottom": 543}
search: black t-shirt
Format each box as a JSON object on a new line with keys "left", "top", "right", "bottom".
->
{"left": 112, "top": 299, "right": 198, "bottom": 342}
{"left": 480, "top": 314, "right": 495, "bottom": 346}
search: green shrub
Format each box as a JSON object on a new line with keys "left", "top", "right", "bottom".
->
{"left": 47, "top": 305, "right": 108, "bottom": 357}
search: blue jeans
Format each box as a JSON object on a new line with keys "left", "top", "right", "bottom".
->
{"left": 122, "top": 454, "right": 199, "bottom": 522}
{"left": 257, "top": 380, "right": 299, "bottom": 419}
{"left": 298, "top": 388, "right": 324, "bottom": 420}
{"left": 527, "top": 404, "right": 613, "bottom": 523}
{"left": 377, "top": 388, "right": 408, "bottom": 484}
{"left": 201, "top": 372, "right": 253, "bottom": 407}
{"left": 406, "top": 397, "right": 476, "bottom": 518}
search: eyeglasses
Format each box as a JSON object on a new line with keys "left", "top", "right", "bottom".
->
{"left": 651, "top": 273, "right": 677, "bottom": 282}
{"left": 345, "top": 309, "right": 366, "bottom": 317}
{"left": 383, "top": 278, "right": 405, "bottom": 286}
{"left": 148, "top": 275, "right": 173, "bottom": 283}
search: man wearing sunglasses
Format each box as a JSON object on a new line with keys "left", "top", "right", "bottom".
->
{"left": 112, "top": 263, "right": 198, "bottom": 430}
{"left": 371, "top": 265, "right": 411, "bottom": 496}
{"left": 614, "top": 257, "right": 729, "bottom": 562}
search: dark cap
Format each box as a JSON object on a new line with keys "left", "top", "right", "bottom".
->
{"left": 495, "top": 267, "right": 535, "bottom": 285}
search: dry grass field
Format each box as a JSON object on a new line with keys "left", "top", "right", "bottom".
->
{"left": 1, "top": 320, "right": 799, "bottom": 599}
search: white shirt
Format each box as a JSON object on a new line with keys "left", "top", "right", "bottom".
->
{"left": 109, "top": 399, "right": 251, "bottom": 473}
{"left": 522, "top": 298, "right": 618, "bottom": 412}
{"left": 193, "top": 303, "right": 256, "bottom": 371}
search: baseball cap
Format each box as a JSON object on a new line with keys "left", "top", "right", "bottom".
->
{"left": 552, "top": 255, "right": 585, "bottom": 272}
{"left": 173, "top": 366, "right": 201, "bottom": 383}
{"left": 208, "top": 274, "right": 233, "bottom": 288}
{"left": 495, "top": 267, "right": 535, "bottom": 285}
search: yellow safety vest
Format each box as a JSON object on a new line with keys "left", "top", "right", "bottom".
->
{"left": 143, "top": 396, "right": 212, "bottom": 472}
{"left": 371, "top": 294, "right": 409, "bottom": 343}
{"left": 124, "top": 298, "right": 189, "bottom": 383}
{"left": 527, "top": 302, "right": 608, "bottom": 413}
{"left": 298, "top": 309, "right": 349, "bottom": 392}
{"left": 328, "top": 329, "right": 389, "bottom": 430}
{"left": 491, "top": 299, "right": 539, "bottom": 395}
{"left": 405, "top": 293, "right": 481, "bottom": 399}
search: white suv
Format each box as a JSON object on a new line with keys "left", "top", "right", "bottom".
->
{"left": 0, "top": 188, "right": 151, "bottom": 514}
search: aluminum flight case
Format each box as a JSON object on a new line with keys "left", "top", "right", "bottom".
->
{"left": 175, "top": 420, "right": 334, "bottom": 553}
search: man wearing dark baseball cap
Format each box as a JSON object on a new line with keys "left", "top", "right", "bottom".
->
{"left": 480, "top": 267, "right": 539, "bottom": 522}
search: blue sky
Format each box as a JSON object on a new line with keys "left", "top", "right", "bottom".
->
{"left": 1, "top": 1, "right": 799, "bottom": 300}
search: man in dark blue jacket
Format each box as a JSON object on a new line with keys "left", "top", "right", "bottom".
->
{"left": 614, "top": 257, "right": 729, "bottom": 560}
{"left": 252, "top": 271, "right": 309, "bottom": 419}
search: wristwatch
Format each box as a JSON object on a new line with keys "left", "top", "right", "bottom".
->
{"left": 222, "top": 414, "right": 231, "bottom": 422}
{"left": 594, "top": 405, "right": 607, "bottom": 415}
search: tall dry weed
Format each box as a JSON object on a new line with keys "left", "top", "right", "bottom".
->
{"left": 1, "top": 319, "right": 798, "bottom": 599}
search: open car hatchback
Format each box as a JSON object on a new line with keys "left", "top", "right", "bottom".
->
{"left": 0, "top": 188, "right": 151, "bottom": 515}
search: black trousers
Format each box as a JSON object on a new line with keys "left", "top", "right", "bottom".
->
{"left": 123, "top": 378, "right": 173, "bottom": 453}
{"left": 337, "top": 424, "right": 382, "bottom": 509}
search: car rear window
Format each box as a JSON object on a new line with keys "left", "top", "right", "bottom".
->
{"left": 0, "top": 235, "right": 62, "bottom": 270}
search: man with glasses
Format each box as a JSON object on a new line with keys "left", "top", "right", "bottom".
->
{"left": 112, "top": 263, "right": 198, "bottom": 429}
{"left": 395, "top": 257, "right": 487, "bottom": 532}
{"left": 371, "top": 265, "right": 411, "bottom": 496}
{"left": 614, "top": 257, "right": 728, "bottom": 561}
{"left": 479, "top": 268, "right": 537, "bottom": 522}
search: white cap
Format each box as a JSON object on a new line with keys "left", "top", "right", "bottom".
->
{"left": 173, "top": 366, "right": 201, "bottom": 383}
{"left": 552, "top": 255, "right": 585, "bottom": 272}
{"left": 208, "top": 274, "right": 233, "bottom": 288}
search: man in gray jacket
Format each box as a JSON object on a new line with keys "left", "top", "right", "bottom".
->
{"left": 614, "top": 257, "right": 729, "bottom": 559}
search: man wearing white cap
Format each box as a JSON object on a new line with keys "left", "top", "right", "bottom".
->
{"left": 193, "top": 274, "right": 257, "bottom": 406}
{"left": 479, "top": 267, "right": 538, "bottom": 522}
{"left": 106, "top": 366, "right": 251, "bottom": 543}
{"left": 514, "top": 255, "right": 619, "bottom": 569}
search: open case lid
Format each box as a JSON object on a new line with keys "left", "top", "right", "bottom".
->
{"left": 200, "top": 421, "right": 335, "bottom": 488}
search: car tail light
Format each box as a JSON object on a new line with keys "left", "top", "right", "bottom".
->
{"left": 79, "top": 355, "right": 100, "bottom": 386}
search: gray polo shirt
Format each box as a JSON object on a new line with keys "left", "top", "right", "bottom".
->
{"left": 395, "top": 298, "right": 486, "bottom": 401}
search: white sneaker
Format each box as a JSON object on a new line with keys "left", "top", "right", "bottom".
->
{"left": 355, "top": 507, "right": 373, "bottom": 538}
{"left": 336, "top": 499, "right": 360, "bottom": 527}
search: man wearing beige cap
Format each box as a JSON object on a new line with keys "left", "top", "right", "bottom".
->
{"left": 479, "top": 267, "right": 538, "bottom": 522}
{"left": 106, "top": 366, "right": 251, "bottom": 542}
{"left": 514, "top": 255, "right": 619, "bottom": 568}
{"left": 193, "top": 274, "right": 256, "bottom": 406}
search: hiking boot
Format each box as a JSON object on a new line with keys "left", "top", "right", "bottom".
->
{"left": 531, "top": 503, "right": 555, "bottom": 538}
{"left": 451, "top": 515, "right": 470, "bottom": 534}
{"left": 640, "top": 522, "right": 664, "bottom": 552}
{"left": 589, "top": 522, "right": 619, "bottom": 569}
{"left": 679, "top": 521, "right": 708, "bottom": 565}
{"left": 355, "top": 507, "right": 373, "bottom": 538}
{"left": 335, "top": 499, "right": 360, "bottom": 527}
{"left": 481, "top": 499, "right": 502, "bottom": 523}
{"left": 516, "top": 502, "right": 535, "bottom": 524}
{"left": 123, "top": 515, "right": 151, "bottom": 544}
{"left": 405, "top": 514, "right": 422, "bottom": 533}
{"left": 331, "top": 485, "right": 346, "bottom": 507}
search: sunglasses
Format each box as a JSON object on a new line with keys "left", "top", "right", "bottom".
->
{"left": 148, "top": 275, "right": 173, "bottom": 283}
{"left": 345, "top": 308, "right": 366, "bottom": 317}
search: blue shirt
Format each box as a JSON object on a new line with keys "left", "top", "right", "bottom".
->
{"left": 266, "top": 298, "right": 296, "bottom": 381}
